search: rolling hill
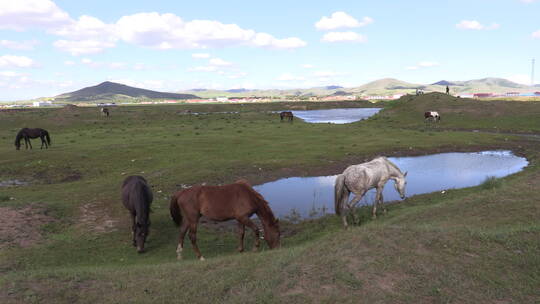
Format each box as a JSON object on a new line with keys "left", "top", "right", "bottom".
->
{"left": 55, "top": 81, "right": 199, "bottom": 102}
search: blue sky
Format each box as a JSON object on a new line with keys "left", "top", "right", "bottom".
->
{"left": 1, "top": 0, "right": 539, "bottom": 101}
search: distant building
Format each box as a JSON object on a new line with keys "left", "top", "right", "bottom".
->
{"left": 33, "top": 101, "right": 53, "bottom": 107}
{"left": 216, "top": 97, "right": 229, "bottom": 102}
{"left": 473, "top": 93, "right": 493, "bottom": 98}
{"left": 505, "top": 92, "right": 519, "bottom": 96}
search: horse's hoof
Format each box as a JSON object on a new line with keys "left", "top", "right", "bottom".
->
{"left": 176, "top": 255, "right": 183, "bottom": 260}
{"left": 237, "top": 248, "right": 244, "bottom": 253}
{"left": 199, "top": 256, "right": 205, "bottom": 261}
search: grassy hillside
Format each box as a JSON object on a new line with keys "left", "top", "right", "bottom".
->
{"left": 0, "top": 96, "right": 538, "bottom": 303}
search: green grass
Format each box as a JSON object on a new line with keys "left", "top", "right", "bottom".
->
{"left": 0, "top": 95, "right": 539, "bottom": 303}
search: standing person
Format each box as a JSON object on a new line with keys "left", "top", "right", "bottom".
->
{"left": 446, "top": 85, "right": 450, "bottom": 95}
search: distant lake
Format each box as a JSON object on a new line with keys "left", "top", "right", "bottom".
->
{"left": 292, "top": 108, "right": 382, "bottom": 124}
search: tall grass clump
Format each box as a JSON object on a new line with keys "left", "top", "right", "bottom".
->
{"left": 480, "top": 176, "right": 503, "bottom": 190}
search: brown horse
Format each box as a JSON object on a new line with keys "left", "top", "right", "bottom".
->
{"left": 122, "top": 175, "right": 153, "bottom": 253}
{"left": 280, "top": 111, "right": 293, "bottom": 122}
{"left": 169, "top": 180, "right": 280, "bottom": 260}
{"left": 14, "top": 128, "right": 51, "bottom": 150}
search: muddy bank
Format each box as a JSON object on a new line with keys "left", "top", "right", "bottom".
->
{"left": 0, "top": 204, "right": 56, "bottom": 250}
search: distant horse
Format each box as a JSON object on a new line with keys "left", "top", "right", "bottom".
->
{"left": 335, "top": 157, "right": 407, "bottom": 227}
{"left": 169, "top": 180, "right": 280, "bottom": 260}
{"left": 280, "top": 111, "right": 293, "bottom": 122}
{"left": 121, "top": 175, "right": 153, "bottom": 253}
{"left": 100, "top": 108, "right": 110, "bottom": 117}
{"left": 424, "top": 111, "right": 440, "bottom": 122}
{"left": 14, "top": 128, "right": 51, "bottom": 150}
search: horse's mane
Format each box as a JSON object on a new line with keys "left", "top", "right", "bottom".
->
{"left": 377, "top": 156, "right": 404, "bottom": 175}
{"left": 239, "top": 182, "right": 278, "bottom": 224}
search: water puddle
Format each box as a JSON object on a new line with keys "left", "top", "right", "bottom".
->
{"left": 291, "top": 108, "right": 382, "bottom": 124}
{"left": 254, "top": 151, "right": 528, "bottom": 218}
{"left": 0, "top": 179, "right": 29, "bottom": 187}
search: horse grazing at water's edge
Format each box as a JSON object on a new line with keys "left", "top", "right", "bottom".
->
{"left": 424, "top": 111, "right": 440, "bottom": 122}
{"left": 169, "top": 180, "right": 280, "bottom": 261}
{"left": 14, "top": 128, "right": 51, "bottom": 150}
{"left": 335, "top": 157, "right": 407, "bottom": 227}
{"left": 100, "top": 107, "right": 110, "bottom": 117}
{"left": 121, "top": 175, "right": 153, "bottom": 253}
{"left": 280, "top": 111, "right": 293, "bottom": 122}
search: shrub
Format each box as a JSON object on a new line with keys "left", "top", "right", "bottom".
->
{"left": 480, "top": 176, "right": 503, "bottom": 190}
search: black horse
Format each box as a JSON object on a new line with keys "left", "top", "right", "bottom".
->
{"left": 121, "top": 176, "right": 153, "bottom": 253}
{"left": 14, "top": 128, "right": 51, "bottom": 150}
{"left": 280, "top": 111, "right": 294, "bottom": 122}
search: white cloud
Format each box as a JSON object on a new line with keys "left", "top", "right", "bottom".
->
{"left": 315, "top": 12, "right": 373, "bottom": 30}
{"left": 0, "top": 0, "right": 71, "bottom": 31}
{"left": 532, "top": 29, "right": 540, "bottom": 39}
{"left": 456, "top": 20, "right": 500, "bottom": 30}
{"left": 406, "top": 61, "right": 440, "bottom": 70}
{"left": 192, "top": 53, "right": 210, "bottom": 59}
{"left": 0, "top": 39, "right": 39, "bottom": 50}
{"left": 520, "top": 0, "right": 537, "bottom": 3}
{"left": 302, "top": 64, "right": 314, "bottom": 69}
{"left": 321, "top": 31, "right": 367, "bottom": 43}
{"left": 53, "top": 39, "right": 116, "bottom": 55}
{"left": 277, "top": 73, "right": 305, "bottom": 81}
{"left": 209, "top": 58, "right": 232, "bottom": 66}
{"left": 0, "top": 55, "right": 37, "bottom": 68}
{"left": 115, "top": 12, "right": 306, "bottom": 50}
{"left": 0, "top": 71, "right": 22, "bottom": 77}
{"left": 188, "top": 66, "right": 219, "bottom": 72}
{"left": 64, "top": 60, "right": 75, "bottom": 66}
{"left": 227, "top": 72, "right": 248, "bottom": 79}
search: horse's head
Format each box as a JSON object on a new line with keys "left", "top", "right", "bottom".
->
{"left": 394, "top": 171, "right": 408, "bottom": 199}
{"left": 264, "top": 218, "right": 281, "bottom": 249}
{"left": 135, "top": 221, "right": 150, "bottom": 253}
{"left": 15, "top": 140, "right": 21, "bottom": 150}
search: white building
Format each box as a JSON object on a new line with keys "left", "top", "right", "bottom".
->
{"left": 33, "top": 101, "right": 53, "bottom": 107}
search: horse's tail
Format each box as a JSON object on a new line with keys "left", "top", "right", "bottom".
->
{"left": 45, "top": 131, "right": 51, "bottom": 146}
{"left": 169, "top": 194, "right": 182, "bottom": 227}
{"left": 334, "top": 174, "right": 349, "bottom": 216}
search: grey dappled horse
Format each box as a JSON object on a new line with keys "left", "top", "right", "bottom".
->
{"left": 334, "top": 157, "right": 407, "bottom": 227}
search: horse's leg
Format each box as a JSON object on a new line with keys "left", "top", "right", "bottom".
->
{"left": 237, "top": 222, "right": 246, "bottom": 252}
{"left": 27, "top": 138, "right": 32, "bottom": 150}
{"left": 130, "top": 213, "right": 137, "bottom": 247}
{"left": 380, "top": 192, "right": 387, "bottom": 214}
{"left": 176, "top": 221, "right": 189, "bottom": 260}
{"left": 187, "top": 223, "right": 204, "bottom": 261}
{"left": 347, "top": 190, "right": 366, "bottom": 225}
{"left": 237, "top": 216, "right": 260, "bottom": 251}
{"left": 373, "top": 187, "right": 383, "bottom": 219}
{"left": 40, "top": 136, "right": 45, "bottom": 149}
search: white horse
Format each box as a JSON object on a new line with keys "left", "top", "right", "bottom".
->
{"left": 334, "top": 157, "right": 407, "bottom": 227}
{"left": 424, "top": 111, "right": 440, "bottom": 123}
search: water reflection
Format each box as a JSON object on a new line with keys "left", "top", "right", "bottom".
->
{"left": 292, "top": 108, "right": 382, "bottom": 124}
{"left": 254, "top": 151, "right": 528, "bottom": 218}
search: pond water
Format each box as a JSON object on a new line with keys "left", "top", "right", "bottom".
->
{"left": 292, "top": 108, "right": 382, "bottom": 124}
{"left": 253, "top": 151, "right": 528, "bottom": 218}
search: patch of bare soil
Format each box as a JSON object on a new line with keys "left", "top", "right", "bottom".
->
{"left": 0, "top": 204, "right": 56, "bottom": 249}
{"left": 77, "top": 202, "right": 118, "bottom": 234}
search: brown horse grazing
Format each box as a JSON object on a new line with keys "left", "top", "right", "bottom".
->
{"left": 122, "top": 176, "right": 153, "bottom": 253}
{"left": 280, "top": 111, "right": 293, "bottom": 122}
{"left": 169, "top": 180, "right": 280, "bottom": 261}
{"left": 14, "top": 128, "right": 51, "bottom": 150}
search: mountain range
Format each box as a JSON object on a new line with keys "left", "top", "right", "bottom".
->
{"left": 52, "top": 78, "right": 538, "bottom": 102}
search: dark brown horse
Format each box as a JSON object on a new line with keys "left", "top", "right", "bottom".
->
{"left": 14, "top": 128, "right": 51, "bottom": 150}
{"left": 169, "top": 180, "right": 280, "bottom": 260}
{"left": 122, "top": 176, "right": 153, "bottom": 253}
{"left": 280, "top": 111, "right": 293, "bottom": 122}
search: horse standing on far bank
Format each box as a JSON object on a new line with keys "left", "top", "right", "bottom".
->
{"left": 169, "top": 180, "right": 280, "bottom": 261}
{"left": 280, "top": 111, "right": 293, "bottom": 122}
{"left": 101, "top": 108, "right": 110, "bottom": 117}
{"left": 424, "top": 111, "right": 440, "bottom": 123}
{"left": 335, "top": 157, "right": 407, "bottom": 227}
{"left": 121, "top": 175, "right": 153, "bottom": 253}
{"left": 14, "top": 128, "right": 51, "bottom": 150}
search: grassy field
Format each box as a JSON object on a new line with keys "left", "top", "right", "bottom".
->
{"left": 0, "top": 94, "right": 539, "bottom": 303}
